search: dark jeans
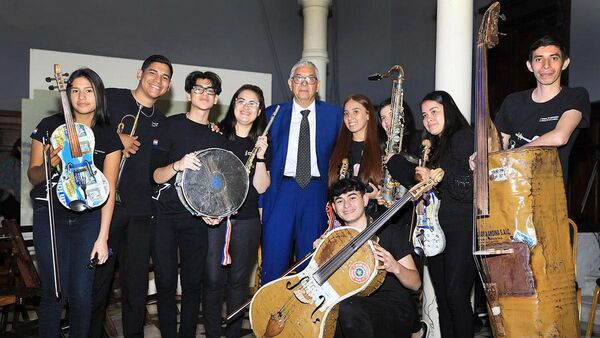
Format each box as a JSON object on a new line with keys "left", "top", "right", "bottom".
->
{"left": 203, "top": 218, "right": 261, "bottom": 338}
{"left": 427, "top": 229, "right": 476, "bottom": 338}
{"left": 334, "top": 293, "right": 415, "bottom": 338}
{"left": 33, "top": 205, "right": 99, "bottom": 338}
{"left": 153, "top": 215, "right": 208, "bottom": 338}
{"left": 89, "top": 206, "right": 154, "bottom": 338}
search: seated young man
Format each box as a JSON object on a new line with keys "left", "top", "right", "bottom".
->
{"left": 325, "top": 178, "right": 424, "bottom": 338}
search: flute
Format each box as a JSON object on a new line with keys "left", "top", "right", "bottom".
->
{"left": 244, "top": 105, "right": 280, "bottom": 172}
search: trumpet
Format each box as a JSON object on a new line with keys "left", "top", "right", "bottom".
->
{"left": 115, "top": 104, "right": 143, "bottom": 203}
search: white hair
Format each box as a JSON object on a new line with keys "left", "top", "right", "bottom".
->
{"left": 289, "top": 59, "right": 319, "bottom": 79}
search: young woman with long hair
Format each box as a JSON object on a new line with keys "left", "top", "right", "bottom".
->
{"left": 28, "top": 68, "right": 121, "bottom": 337}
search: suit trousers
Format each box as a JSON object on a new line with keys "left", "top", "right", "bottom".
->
{"left": 260, "top": 177, "right": 327, "bottom": 284}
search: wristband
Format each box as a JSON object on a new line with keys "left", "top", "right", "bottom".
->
{"left": 256, "top": 158, "right": 265, "bottom": 163}
{"left": 172, "top": 163, "right": 180, "bottom": 172}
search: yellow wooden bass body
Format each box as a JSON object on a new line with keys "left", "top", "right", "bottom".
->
{"left": 249, "top": 226, "right": 385, "bottom": 338}
{"left": 477, "top": 147, "right": 578, "bottom": 337}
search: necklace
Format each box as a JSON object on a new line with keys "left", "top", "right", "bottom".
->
{"left": 131, "top": 90, "right": 156, "bottom": 118}
{"left": 138, "top": 104, "right": 155, "bottom": 118}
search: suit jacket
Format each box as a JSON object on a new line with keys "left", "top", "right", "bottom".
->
{"left": 261, "top": 100, "right": 343, "bottom": 223}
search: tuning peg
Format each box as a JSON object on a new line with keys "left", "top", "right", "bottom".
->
{"left": 48, "top": 85, "right": 56, "bottom": 90}
{"left": 499, "top": 14, "right": 506, "bottom": 21}
{"left": 63, "top": 73, "right": 69, "bottom": 77}
{"left": 499, "top": 32, "right": 507, "bottom": 36}
{"left": 45, "top": 77, "right": 52, "bottom": 82}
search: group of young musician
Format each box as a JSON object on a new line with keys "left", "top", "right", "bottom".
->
{"left": 27, "top": 34, "right": 590, "bottom": 338}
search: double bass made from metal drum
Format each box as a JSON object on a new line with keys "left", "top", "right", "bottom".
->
{"left": 473, "top": 3, "right": 578, "bottom": 336}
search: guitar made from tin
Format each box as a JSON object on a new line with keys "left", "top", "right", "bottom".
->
{"left": 412, "top": 139, "right": 445, "bottom": 257}
{"left": 47, "top": 64, "right": 109, "bottom": 211}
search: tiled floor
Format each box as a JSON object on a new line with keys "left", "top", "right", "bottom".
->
{"left": 3, "top": 303, "right": 599, "bottom": 337}
{"left": 103, "top": 302, "right": 598, "bottom": 338}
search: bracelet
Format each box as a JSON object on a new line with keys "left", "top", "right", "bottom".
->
{"left": 256, "top": 158, "right": 265, "bottom": 163}
{"left": 172, "top": 162, "right": 179, "bottom": 172}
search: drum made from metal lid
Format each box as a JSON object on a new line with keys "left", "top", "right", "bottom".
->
{"left": 175, "top": 148, "right": 249, "bottom": 218}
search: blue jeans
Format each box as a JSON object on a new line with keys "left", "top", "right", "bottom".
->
{"left": 33, "top": 205, "right": 100, "bottom": 338}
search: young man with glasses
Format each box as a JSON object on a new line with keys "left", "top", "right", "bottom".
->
{"left": 150, "top": 71, "right": 227, "bottom": 338}
{"left": 260, "top": 59, "right": 343, "bottom": 284}
{"left": 90, "top": 54, "right": 172, "bottom": 338}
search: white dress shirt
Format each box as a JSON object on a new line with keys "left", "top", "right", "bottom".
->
{"left": 283, "top": 100, "right": 320, "bottom": 177}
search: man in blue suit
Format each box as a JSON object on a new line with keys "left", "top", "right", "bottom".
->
{"left": 261, "top": 60, "right": 343, "bottom": 283}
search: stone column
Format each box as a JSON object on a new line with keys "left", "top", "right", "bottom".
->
{"left": 435, "top": 0, "right": 473, "bottom": 122}
{"left": 299, "top": 0, "right": 331, "bottom": 100}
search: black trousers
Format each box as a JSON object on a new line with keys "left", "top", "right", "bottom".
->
{"left": 334, "top": 292, "right": 415, "bottom": 338}
{"left": 153, "top": 215, "right": 208, "bottom": 338}
{"left": 203, "top": 218, "right": 261, "bottom": 338}
{"left": 89, "top": 207, "right": 154, "bottom": 338}
{"left": 427, "top": 229, "right": 476, "bottom": 338}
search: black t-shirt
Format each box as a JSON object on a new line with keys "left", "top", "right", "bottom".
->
{"left": 371, "top": 221, "right": 416, "bottom": 302}
{"left": 337, "top": 220, "right": 417, "bottom": 337}
{"left": 348, "top": 140, "right": 364, "bottom": 178}
{"left": 494, "top": 87, "right": 590, "bottom": 181}
{"left": 150, "top": 113, "right": 229, "bottom": 217}
{"left": 106, "top": 88, "right": 166, "bottom": 215}
{"left": 227, "top": 135, "right": 271, "bottom": 220}
{"left": 30, "top": 113, "right": 122, "bottom": 217}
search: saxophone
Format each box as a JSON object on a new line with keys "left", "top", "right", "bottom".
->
{"left": 368, "top": 65, "right": 406, "bottom": 208}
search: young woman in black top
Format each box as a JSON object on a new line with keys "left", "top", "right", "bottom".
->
{"left": 203, "top": 84, "right": 270, "bottom": 338}
{"left": 28, "top": 68, "right": 121, "bottom": 338}
{"left": 414, "top": 90, "right": 475, "bottom": 338}
{"left": 328, "top": 94, "right": 383, "bottom": 218}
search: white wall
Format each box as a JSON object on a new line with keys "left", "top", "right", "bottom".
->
{"left": 21, "top": 49, "right": 272, "bottom": 226}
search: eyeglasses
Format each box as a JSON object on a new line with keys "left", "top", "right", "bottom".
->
{"left": 191, "top": 86, "right": 216, "bottom": 96}
{"left": 234, "top": 98, "right": 260, "bottom": 110}
{"left": 291, "top": 75, "right": 318, "bottom": 85}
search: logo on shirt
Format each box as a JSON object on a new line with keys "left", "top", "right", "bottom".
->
{"left": 539, "top": 116, "right": 559, "bottom": 122}
{"left": 31, "top": 128, "right": 38, "bottom": 136}
{"left": 152, "top": 122, "right": 159, "bottom": 128}
{"left": 153, "top": 138, "right": 159, "bottom": 147}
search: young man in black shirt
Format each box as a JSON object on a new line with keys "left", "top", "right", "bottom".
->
{"left": 90, "top": 55, "right": 173, "bottom": 338}
{"left": 323, "top": 178, "right": 423, "bottom": 338}
{"left": 150, "top": 71, "right": 227, "bottom": 338}
{"left": 493, "top": 36, "right": 590, "bottom": 184}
